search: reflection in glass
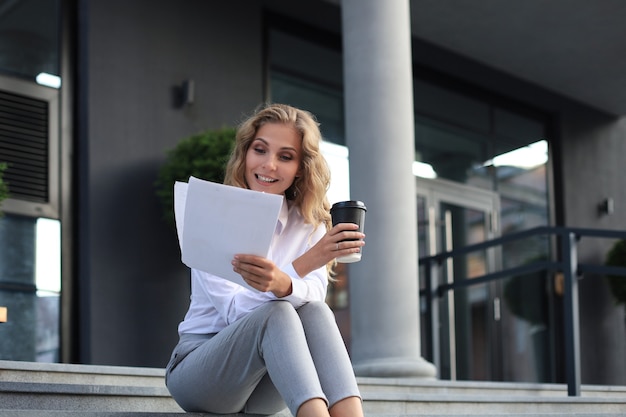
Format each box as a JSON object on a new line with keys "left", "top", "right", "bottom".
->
{"left": 35, "top": 218, "right": 61, "bottom": 362}
{"left": 413, "top": 161, "right": 437, "bottom": 179}
{"left": 485, "top": 140, "right": 547, "bottom": 169}
{"left": 320, "top": 141, "right": 350, "bottom": 205}
{"left": 0, "top": 215, "right": 60, "bottom": 362}
{"left": 35, "top": 72, "right": 61, "bottom": 88}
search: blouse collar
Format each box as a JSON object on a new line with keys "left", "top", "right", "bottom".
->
{"left": 276, "top": 197, "right": 289, "bottom": 235}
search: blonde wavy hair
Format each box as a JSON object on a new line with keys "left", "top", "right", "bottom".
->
{"left": 224, "top": 103, "right": 332, "bottom": 235}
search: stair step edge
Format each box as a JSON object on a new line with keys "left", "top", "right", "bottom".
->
{"left": 0, "top": 381, "right": 169, "bottom": 397}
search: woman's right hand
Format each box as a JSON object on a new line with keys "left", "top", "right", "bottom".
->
{"left": 292, "top": 223, "right": 365, "bottom": 278}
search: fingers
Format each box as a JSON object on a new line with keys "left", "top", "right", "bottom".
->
{"left": 232, "top": 254, "right": 277, "bottom": 285}
{"left": 331, "top": 223, "right": 365, "bottom": 241}
{"left": 232, "top": 257, "right": 265, "bottom": 291}
{"left": 334, "top": 239, "right": 365, "bottom": 254}
{"left": 233, "top": 254, "right": 266, "bottom": 265}
{"left": 232, "top": 255, "right": 264, "bottom": 278}
{"left": 334, "top": 233, "right": 366, "bottom": 246}
{"left": 327, "top": 224, "right": 366, "bottom": 259}
{"left": 231, "top": 255, "right": 289, "bottom": 295}
{"left": 331, "top": 222, "right": 360, "bottom": 233}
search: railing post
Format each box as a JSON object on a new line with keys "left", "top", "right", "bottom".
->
{"left": 561, "top": 231, "right": 581, "bottom": 396}
{"left": 425, "top": 258, "right": 441, "bottom": 376}
{"left": 422, "top": 260, "right": 432, "bottom": 359}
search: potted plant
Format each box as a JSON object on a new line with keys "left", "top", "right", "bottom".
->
{"left": 0, "top": 162, "right": 8, "bottom": 216}
{"left": 154, "top": 127, "right": 236, "bottom": 227}
{"left": 605, "top": 239, "right": 626, "bottom": 307}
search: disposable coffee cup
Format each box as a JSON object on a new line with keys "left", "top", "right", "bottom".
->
{"left": 330, "top": 200, "right": 367, "bottom": 263}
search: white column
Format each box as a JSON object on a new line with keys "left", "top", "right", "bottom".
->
{"left": 341, "top": 0, "right": 436, "bottom": 377}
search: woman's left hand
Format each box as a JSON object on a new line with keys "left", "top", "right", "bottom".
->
{"left": 232, "top": 255, "right": 292, "bottom": 297}
{"left": 292, "top": 223, "right": 365, "bottom": 278}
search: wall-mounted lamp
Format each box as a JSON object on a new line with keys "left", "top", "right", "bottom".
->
{"left": 598, "top": 197, "right": 614, "bottom": 216}
{"left": 174, "top": 79, "right": 195, "bottom": 108}
{"left": 0, "top": 306, "right": 7, "bottom": 323}
{"left": 182, "top": 79, "right": 195, "bottom": 105}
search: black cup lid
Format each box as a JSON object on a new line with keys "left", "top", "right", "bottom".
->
{"left": 331, "top": 200, "right": 366, "bottom": 211}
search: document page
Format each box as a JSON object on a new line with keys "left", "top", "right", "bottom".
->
{"left": 174, "top": 176, "right": 283, "bottom": 288}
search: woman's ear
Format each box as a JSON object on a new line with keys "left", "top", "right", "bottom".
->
{"left": 295, "top": 164, "right": 303, "bottom": 179}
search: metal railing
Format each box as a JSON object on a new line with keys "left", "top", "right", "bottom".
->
{"left": 419, "top": 226, "right": 626, "bottom": 396}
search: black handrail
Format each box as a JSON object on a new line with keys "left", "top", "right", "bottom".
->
{"left": 419, "top": 226, "right": 626, "bottom": 396}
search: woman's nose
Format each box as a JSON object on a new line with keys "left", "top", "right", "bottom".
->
{"left": 265, "top": 155, "right": 276, "bottom": 171}
{"left": 263, "top": 155, "right": 277, "bottom": 170}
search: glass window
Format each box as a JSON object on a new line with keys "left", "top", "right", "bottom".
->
{"left": 0, "top": 0, "right": 61, "bottom": 82}
{"left": 269, "top": 29, "right": 342, "bottom": 90}
{"left": 494, "top": 108, "right": 544, "bottom": 146}
{"left": 414, "top": 79, "right": 490, "bottom": 133}
{"left": 271, "top": 72, "right": 345, "bottom": 144}
{"left": 414, "top": 84, "right": 550, "bottom": 235}
{"left": 0, "top": 214, "right": 60, "bottom": 362}
{"left": 414, "top": 116, "right": 490, "bottom": 183}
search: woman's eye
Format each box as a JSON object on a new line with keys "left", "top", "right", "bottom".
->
{"left": 279, "top": 154, "right": 293, "bottom": 161}
{"left": 253, "top": 147, "right": 266, "bottom": 154}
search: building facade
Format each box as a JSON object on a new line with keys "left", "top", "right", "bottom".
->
{"left": 0, "top": 0, "right": 625, "bottom": 386}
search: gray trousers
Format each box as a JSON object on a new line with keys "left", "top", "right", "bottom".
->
{"left": 165, "top": 301, "right": 361, "bottom": 416}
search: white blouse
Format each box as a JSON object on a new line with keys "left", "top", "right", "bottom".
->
{"left": 177, "top": 199, "right": 328, "bottom": 335}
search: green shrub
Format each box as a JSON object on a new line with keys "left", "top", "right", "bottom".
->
{"left": 605, "top": 239, "right": 626, "bottom": 305}
{"left": 503, "top": 255, "right": 549, "bottom": 325}
{"left": 154, "top": 127, "right": 236, "bottom": 227}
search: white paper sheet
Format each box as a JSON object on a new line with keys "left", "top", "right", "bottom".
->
{"left": 174, "top": 176, "right": 283, "bottom": 288}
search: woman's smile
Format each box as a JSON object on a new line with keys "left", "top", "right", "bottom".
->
{"left": 255, "top": 174, "right": 278, "bottom": 183}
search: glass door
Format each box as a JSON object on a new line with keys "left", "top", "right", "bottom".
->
{"left": 417, "top": 177, "right": 501, "bottom": 381}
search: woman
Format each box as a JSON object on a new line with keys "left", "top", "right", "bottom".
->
{"left": 165, "top": 103, "right": 366, "bottom": 417}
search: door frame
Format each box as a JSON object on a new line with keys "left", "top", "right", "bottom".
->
{"left": 416, "top": 176, "right": 502, "bottom": 380}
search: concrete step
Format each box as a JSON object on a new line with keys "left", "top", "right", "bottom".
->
{"left": 0, "top": 412, "right": 625, "bottom": 417}
{"left": 0, "top": 360, "right": 166, "bottom": 387}
{"left": 358, "top": 375, "right": 626, "bottom": 397}
{"left": 1, "top": 360, "right": 625, "bottom": 416}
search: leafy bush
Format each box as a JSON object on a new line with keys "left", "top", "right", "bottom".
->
{"left": 605, "top": 239, "right": 626, "bottom": 305}
{"left": 503, "top": 255, "right": 549, "bottom": 325}
{"left": 154, "top": 128, "right": 236, "bottom": 226}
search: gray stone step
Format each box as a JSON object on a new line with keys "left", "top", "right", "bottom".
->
{"left": 1, "top": 412, "right": 625, "bottom": 417}
{"left": 362, "top": 391, "right": 626, "bottom": 415}
{"left": 1, "top": 360, "right": 625, "bottom": 416}
{"left": 0, "top": 360, "right": 166, "bottom": 387}
{"left": 357, "top": 376, "right": 626, "bottom": 398}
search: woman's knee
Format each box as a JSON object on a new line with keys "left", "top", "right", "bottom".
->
{"left": 263, "top": 300, "right": 300, "bottom": 328}
{"left": 297, "top": 300, "right": 333, "bottom": 321}
{"left": 263, "top": 300, "right": 336, "bottom": 337}
{"left": 264, "top": 300, "right": 296, "bottom": 316}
